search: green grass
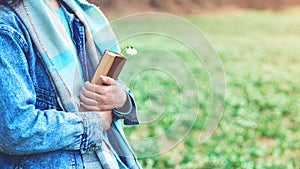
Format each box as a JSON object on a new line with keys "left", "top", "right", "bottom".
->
{"left": 115, "top": 9, "right": 300, "bottom": 168}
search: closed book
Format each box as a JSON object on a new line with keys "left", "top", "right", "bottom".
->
{"left": 91, "top": 50, "right": 127, "bottom": 85}
{"left": 79, "top": 50, "right": 127, "bottom": 112}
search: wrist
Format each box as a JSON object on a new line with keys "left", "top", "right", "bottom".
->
{"left": 116, "top": 89, "right": 127, "bottom": 109}
{"left": 113, "top": 94, "right": 132, "bottom": 115}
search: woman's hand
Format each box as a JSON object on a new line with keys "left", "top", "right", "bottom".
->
{"left": 79, "top": 76, "right": 127, "bottom": 111}
{"left": 98, "top": 110, "right": 113, "bottom": 132}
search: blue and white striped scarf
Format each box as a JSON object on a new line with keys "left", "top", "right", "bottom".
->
{"left": 13, "top": 0, "right": 141, "bottom": 168}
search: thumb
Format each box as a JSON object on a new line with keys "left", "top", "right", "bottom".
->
{"left": 100, "top": 75, "right": 116, "bottom": 86}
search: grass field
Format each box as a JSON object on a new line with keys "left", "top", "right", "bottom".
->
{"left": 114, "top": 8, "right": 300, "bottom": 168}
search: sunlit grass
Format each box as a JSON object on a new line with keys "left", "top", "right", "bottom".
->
{"left": 118, "top": 8, "right": 300, "bottom": 168}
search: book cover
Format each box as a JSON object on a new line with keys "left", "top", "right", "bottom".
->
{"left": 91, "top": 50, "right": 127, "bottom": 85}
{"left": 79, "top": 50, "right": 127, "bottom": 112}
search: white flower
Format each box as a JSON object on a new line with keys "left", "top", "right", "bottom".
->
{"left": 125, "top": 46, "right": 138, "bottom": 56}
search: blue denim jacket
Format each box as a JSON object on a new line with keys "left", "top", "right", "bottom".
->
{"left": 0, "top": 4, "right": 138, "bottom": 168}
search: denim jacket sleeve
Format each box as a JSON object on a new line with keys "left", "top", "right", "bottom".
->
{"left": 0, "top": 17, "right": 102, "bottom": 156}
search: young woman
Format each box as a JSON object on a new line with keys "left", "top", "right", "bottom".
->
{"left": 0, "top": 0, "right": 141, "bottom": 168}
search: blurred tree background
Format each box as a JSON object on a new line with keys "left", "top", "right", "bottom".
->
{"left": 89, "top": 0, "right": 300, "bottom": 15}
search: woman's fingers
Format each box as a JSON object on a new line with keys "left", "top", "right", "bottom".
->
{"left": 100, "top": 75, "right": 117, "bottom": 86}
{"left": 80, "top": 102, "right": 100, "bottom": 111}
{"left": 79, "top": 91, "right": 98, "bottom": 105}
{"left": 80, "top": 78, "right": 126, "bottom": 111}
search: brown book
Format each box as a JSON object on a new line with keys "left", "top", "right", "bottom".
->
{"left": 79, "top": 50, "right": 127, "bottom": 112}
{"left": 91, "top": 50, "right": 127, "bottom": 85}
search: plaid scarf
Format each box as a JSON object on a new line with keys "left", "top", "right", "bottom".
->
{"left": 13, "top": 0, "right": 141, "bottom": 168}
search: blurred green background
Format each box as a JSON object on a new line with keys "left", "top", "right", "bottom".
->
{"left": 92, "top": 1, "right": 300, "bottom": 168}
